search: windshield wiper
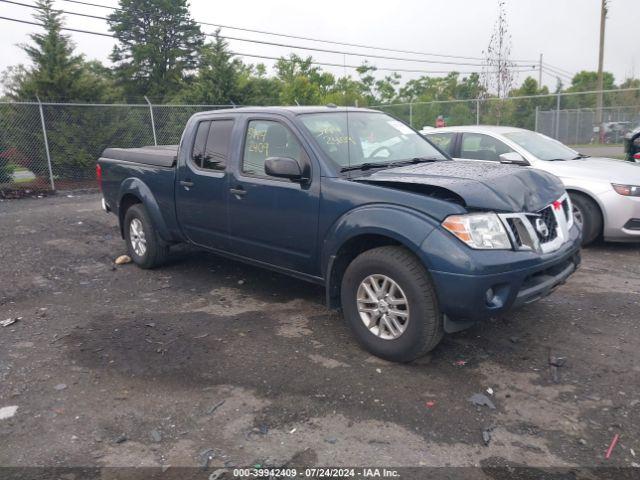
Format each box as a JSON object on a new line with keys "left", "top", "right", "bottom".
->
{"left": 572, "top": 153, "right": 590, "bottom": 159}
{"left": 340, "top": 162, "right": 392, "bottom": 172}
{"left": 340, "top": 157, "right": 445, "bottom": 173}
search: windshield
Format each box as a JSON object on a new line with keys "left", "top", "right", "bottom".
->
{"left": 298, "top": 111, "right": 447, "bottom": 169}
{"left": 503, "top": 130, "right": 579, "bottom": 161}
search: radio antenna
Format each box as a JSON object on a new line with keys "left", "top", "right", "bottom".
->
{"left": 343, "top": 54, "right": 352, "bottom": 178}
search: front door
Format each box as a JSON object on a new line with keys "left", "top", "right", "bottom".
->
{"left": 227, "top": 117, "right": 320, "bottom": 275}
{"left": 175, "top": 118, "right": 235, "bottom": 250}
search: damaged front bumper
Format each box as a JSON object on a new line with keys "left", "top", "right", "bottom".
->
{"left": 424, "top": 222, "right": 581, "bottom": 331}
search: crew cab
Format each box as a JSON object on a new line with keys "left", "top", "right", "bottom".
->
{"left": 97, "top": 107, "right": 581, "bottom": 362}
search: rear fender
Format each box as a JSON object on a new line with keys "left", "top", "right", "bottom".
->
{"left": 118, "top": 177, "right": 171, "bottom": 242}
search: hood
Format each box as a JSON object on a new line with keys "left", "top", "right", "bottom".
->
{"left": 538, "top": 157, "right": 640, "bottom": 184}
{"left": 354, "top": 160, "right": 565, "bottom": 213}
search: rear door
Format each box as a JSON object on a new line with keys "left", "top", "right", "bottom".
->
{"left": 175, "top": 117, "right": 235, "bottom": 250}
{"left": 226, "top": 116, "right": 320, "bottom": 275}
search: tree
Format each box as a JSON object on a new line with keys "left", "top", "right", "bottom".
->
{"left": 275, "top": 55, "right": 335, "bottom": 105}
{"left": 507, "top": 76, "right": 552, "bottom": 129}
{"left": 568, "top": 70, "right": 615, "bottom": 93}
{"left": 481, "top": 0, "right": 515, "bottom": 124}
{"left": 175, "top": 30, "right": 242, "bottom": 104}
{"left": 565, "top": 70, "right": 615, "bottom": 109}
{"left": 236, "top": 64, "right": 282, "bottom": 106}
{"left": 6, "top": 0, "right": 84, "bottom": 101}
{"left": 482, "top": 0, "right": 515, "bottom": 99}
{"left": 108, "top": 0, "right": 204, "bottom": 101}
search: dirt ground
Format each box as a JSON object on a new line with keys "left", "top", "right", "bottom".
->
{"left": 1, "top": 193, "right": 639, "bottom": 478}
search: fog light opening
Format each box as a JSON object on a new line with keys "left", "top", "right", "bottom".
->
{"left": 485, "top": 288, "right": 496, "bottom": 306}
{"left": 485, "top": 284, "right": 508, "bottom": 308}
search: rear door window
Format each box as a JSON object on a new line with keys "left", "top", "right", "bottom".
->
{"left": 192, "top": 121, "right": 211, "bottom": 167}
{"left": 202, "top": 120, "right": 234, "bottom": 171}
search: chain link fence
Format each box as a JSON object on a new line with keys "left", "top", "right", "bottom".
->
{"left": 0, "top": 101, "right": 233, "bottom": 194}
{"left": 375, "top": 87, "right": 640, "bottom": 146}
{"left": 2, "top": 90, "right": 640, "bottom": 194}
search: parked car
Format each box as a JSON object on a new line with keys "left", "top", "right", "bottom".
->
{"left": 98, "top": 107, "right": 580, "bottom": 362}
{"left": 423, "top": 126, "right": 640, "bottom": 245}
{"left": 624, "top": 124, "right": 640, "bottom": 162}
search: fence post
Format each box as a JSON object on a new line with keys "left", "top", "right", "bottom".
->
{"left": 409, "top": 102, "right": 413, "bottom": 128}
{"left": 554, "top": 93, "right": 561, "bottom": 140}
{"left": 575, "top": 109, "right": 581, "bottom": 144}
{"left": 534, "top": 106, "right": 539, "bottom": 132}
{"left": 36, "top": 95, "right": 55, "bottom": 191}
{"left": 144, "top": 96, "right": 158, "bottom": 146}
{"left": 476, "top": 98, "right": 480, "bottom": 125}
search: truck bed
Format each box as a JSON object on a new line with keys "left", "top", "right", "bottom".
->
{"left": 101, "top": 145, "right": 178, "bottom": 167}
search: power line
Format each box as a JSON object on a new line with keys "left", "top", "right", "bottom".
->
{"left": 0, "top": 15, "right": 538, "bottom": 76}
{"left": 542, "top": 64, "right": 573, "bottom": 81}
{"left": 543, "top": 62, "right": 574, "bottom": 77}
{"left": 0, "top": 14, "right": 113, "bottom": 36}
{"left": 3, "top": 0, "right": 536, "bottom": 68}
{"left": 541, "top": 69, "right": 571, "bottom": 83}
{"left": 57, "top": 0, "right": 540, "bottom": 64}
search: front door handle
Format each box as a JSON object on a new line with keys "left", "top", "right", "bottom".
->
{"left": 180, "top": 180, "right": 194, "bottom": 188}
{"left": 229, "top": 187, "right": 247, "bottom": 197}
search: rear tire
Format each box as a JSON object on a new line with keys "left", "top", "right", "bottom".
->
{"left": 340, "top": 246, "right": 443, "bottom": 363}
{"left": 569, "top": 192, "right": 602, "bottom": 246}
{"left": 124, "top": 204, "right": 169, "bottom": 269}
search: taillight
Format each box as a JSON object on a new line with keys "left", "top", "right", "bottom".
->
{"left": 96, "top": 163, "right": 102, "bottom": 191}
{"left": 634, "top": 153, "right": 640, "bottom": 161}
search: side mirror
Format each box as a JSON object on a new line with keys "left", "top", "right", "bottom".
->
{"left": 499, "top": 152, "right": 529, "bottom": 166}
{"left": 264, "top": 157, "right": 304, "bottom": 181}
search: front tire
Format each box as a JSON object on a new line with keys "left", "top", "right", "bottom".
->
{"left": 570, "top": 192, "right": 602, "bottom": 246}
{"left": 340, "top": 246, "right": 443, "bottom": 363}
{"left": 123, "top": 204, "right": 169, "bottom": 269}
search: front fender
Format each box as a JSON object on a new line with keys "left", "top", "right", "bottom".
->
{"left": 118, "top": 177, "right": 171, "bottom": 242}
{"left": 321, "top": 204, "right": 439, "bottom": 276}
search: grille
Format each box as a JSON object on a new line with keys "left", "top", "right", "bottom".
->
{"left": 562, "top": 199, "right": 570, "bottom": 222}
{"left": 530, "top": 205, "right": 559, "bottom": 242}
{"left": 500, "top": 197, "right": 568, "bottom": 253}
{"left": 507, "top": 218, "right": 523, "bottom": 246}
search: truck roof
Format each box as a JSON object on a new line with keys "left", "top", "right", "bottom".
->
{"left": 192, "top": 106, "right": 381, "bottom": 117}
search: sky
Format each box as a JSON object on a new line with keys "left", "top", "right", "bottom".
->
{"left": 1, "top": 0, "right": 638, "bottom": 94}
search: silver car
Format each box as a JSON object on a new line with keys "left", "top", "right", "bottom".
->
{"left": 422, "top": 126, "right": 640, "bottom": 245}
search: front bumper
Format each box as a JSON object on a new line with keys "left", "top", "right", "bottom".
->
{"left": 427, "top": 223, "right": 581, "bottom": 324}
{"left": 600, "top": 189, "right": 640, "bottom": 242}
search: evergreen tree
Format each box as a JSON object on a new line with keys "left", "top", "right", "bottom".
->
{"left": 108, "top": 0, "right": 204, "bottom": 101}
{"left": 8, "top": 0, "right": 83, "bottom": 101}
{"left": 175, "top": 30, "right": 241, "bottom": 104}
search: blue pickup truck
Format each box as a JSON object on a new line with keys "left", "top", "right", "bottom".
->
{"left": 98, "top": 106, "right": 581, "bottom": 362}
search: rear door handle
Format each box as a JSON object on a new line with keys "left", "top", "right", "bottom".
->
{"left": 229, "top": 187, "right": 247, "bottom": 197}
{"left": 180, "top": 180, "right": 194, "bottom": 188}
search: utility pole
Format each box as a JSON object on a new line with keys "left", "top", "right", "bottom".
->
{"left": 595, "top": 0, "right": 608, "bottom": 143}
{"left": 538, "top": 53, "right": 543, "bottom": 87}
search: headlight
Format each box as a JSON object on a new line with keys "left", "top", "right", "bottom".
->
{"left": 612, "top": 184, "right": 640, "bottom": 196}
{"left": 442, "top": 213, "right": 512, "bottom": 249}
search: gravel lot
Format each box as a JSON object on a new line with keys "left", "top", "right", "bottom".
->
{"left": 0, "top": 193, "right": 639, "bottom": 477}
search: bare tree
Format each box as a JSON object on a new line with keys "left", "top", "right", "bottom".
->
{"left": 481, "top": 0, "right": 515, "bottom": 123}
